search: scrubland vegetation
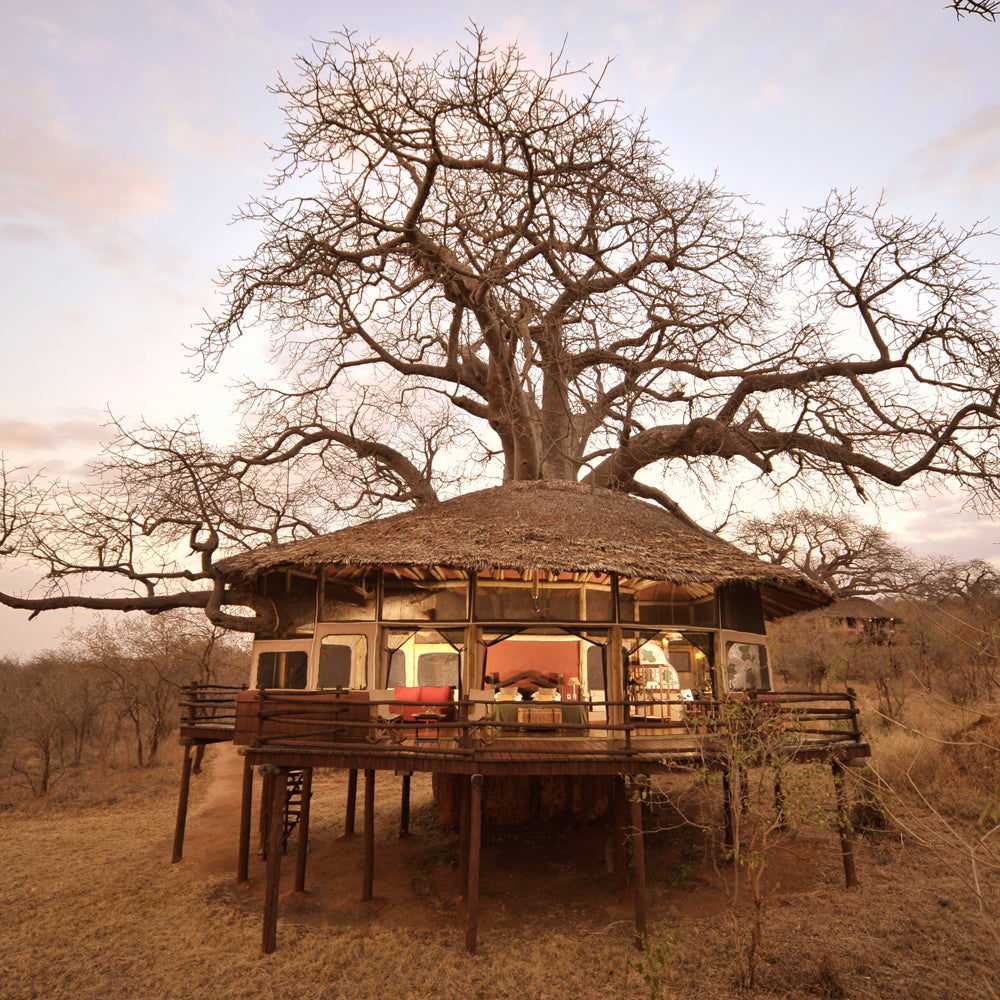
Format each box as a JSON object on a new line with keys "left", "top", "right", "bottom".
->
{"left": 0, "top": 612, "right": 247, "bottom": 804}
{"left": 2, "top": 599, "right": 999, "bottom": 999}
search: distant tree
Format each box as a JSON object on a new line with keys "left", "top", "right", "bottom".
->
{"left": 0, "top": 657, "right": 17, "bottom": 773}
{"left": 731, "top": 508, "right": 918, "bottom": 598}
{"left": 72, "top": 611, "right": 248, "bottom": 767}
{"left": 4, "top": 655, "right": 109, "bottom": 795}
{"left": 1, "top": 29, "right": 999, "bottom": 634}
{"left": 906, "top": 555, "right": 999, "bottom": 602}
{"left": 902, "top": 569, "right": 1000, "bottom": 702}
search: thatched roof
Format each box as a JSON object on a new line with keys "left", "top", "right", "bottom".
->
{"left": 813, "top": 597, "right": 899, "bottom": 620}
{"left": 218, "top": 480, "right": 830, "bottom": 618}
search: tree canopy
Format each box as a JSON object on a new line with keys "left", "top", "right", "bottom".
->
{"left": 2, "top": 28, "right": 1000, "bottom": 626}
{"left": 734, "top": 506, "right": 998, "bottom": 601}
{"left": 947, "top": 1, "right": 1000, "bottom": 21}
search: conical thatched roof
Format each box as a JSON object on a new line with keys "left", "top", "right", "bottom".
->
{"left": 218, "top": 480, "right": 830, "bottom": 617}
{"left": 810, "top": 597, "right": 900, "bottom": 620}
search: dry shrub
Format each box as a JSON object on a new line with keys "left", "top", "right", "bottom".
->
{"left": 804, "top": 952, "right": 850, "bottom": 998}
{"left": 4, "top": 740, "right": 1000, "bottom": 1000}
{"left": 860, "top": 689, "right": 999, "bottom": 821}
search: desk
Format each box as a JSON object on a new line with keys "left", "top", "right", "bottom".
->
{"left": 493, "top": 702, "right": 589, "bottom": 736}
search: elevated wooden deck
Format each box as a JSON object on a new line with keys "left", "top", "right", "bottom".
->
{"left": 237, "top": 730, "right": 870, "bottom": 775}
{"left": 203, "top": 686, "right": 870, "bottom": 774}
{"left": 174, "top": 685, "right": 870, "bottom": 956}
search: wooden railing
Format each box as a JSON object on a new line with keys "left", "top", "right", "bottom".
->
{"left": 231, "top": 688, "right": 865, "bottom": 761}
{"left": 179, "top": 682, "right": 246, "bottom": 732}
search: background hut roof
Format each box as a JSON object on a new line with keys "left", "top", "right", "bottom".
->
{"left": 806, "top": 597, "right": 900, "bottom": 620}
{"left": 218, "top": 481, "right": 830, "bottom": 617}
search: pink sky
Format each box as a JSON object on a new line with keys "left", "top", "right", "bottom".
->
{"left": 2, "top": 0, "right": 999, "bottom": 655}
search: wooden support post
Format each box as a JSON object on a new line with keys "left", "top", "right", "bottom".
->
{"left": 237, "top": 757, "right": 254, "bottom": 883}
{"left": 259, "top": 769, "right": 274, "bottom": 858}
{"left": 630, "top": 781, "right": 647, "bottom": 948}
{"left": 262, "top": 766, "right": 288, "bottom": 955}
{"left": 614, "top": 775, "right": 628, "bottom": 890}
{"left": 739, "top": 765, "right": 750, "bottom": 814}
{"left": 832, "top": 759, "right": 859, "bottom": 889}
{"left": 362, "top": 769, "right": 375, "bottom": 901}
{"left": 773, "top": 768, "right": 787, "bottom": 831}
{"left": 345, "top": 768, "right": 358, "bottom": 837}
{"left": 721, "top": 765, "right": 736, "bottom": 855}
{"left": 579, "top": 776, "right": 593, "bottom": 830}
{"left": 458, "top": 776, "right": 471, "bottom": 896}
{"left": 294, "top": 768, "right": 313, "bottom": 893}
{"left": 465, "top": 774, "right": 484, "bottom": 955}
{"left": 400, "top": 772, "right": 411, "bottom": 838}
{"left": 171, "top": 742, "right": 194, "bottom": 864}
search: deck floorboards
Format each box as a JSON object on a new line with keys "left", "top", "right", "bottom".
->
{"left": 239, "top": 732, "right": 870, "bottom": 776}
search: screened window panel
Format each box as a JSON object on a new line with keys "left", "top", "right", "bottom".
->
{"left": 417, "top": 652, "right": 460, "bottom": 687}
{"left": 317, "top": 635, "right": 367, "bottom": 688}
{"left": 256, "top": 650, "right": 308, "bottom": 689}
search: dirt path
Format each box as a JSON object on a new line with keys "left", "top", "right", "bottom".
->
{"left": 171, "top": 745, "right": 841, "bottom": 938}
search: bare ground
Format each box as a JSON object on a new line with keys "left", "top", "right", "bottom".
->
{"left": 1, "top": 742, "right": 997, "bottom": 1000}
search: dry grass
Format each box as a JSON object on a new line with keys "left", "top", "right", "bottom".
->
{"left": 2, "top": 728, "right": 999, "bottom": 1000}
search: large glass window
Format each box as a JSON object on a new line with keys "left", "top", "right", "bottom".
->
{"left": 320, "top": 568, "right": 378, "bottom": 622}
{"left": 476, "top": 570, "right": 607, "bottom": 622}
{"left": 623, "top": 630, "right": 712, "bottom": 695}
{"left": 481, "top": 628, "right": 602, "bottom": 698}
{"left": 382, "top": 568, "right": 469, "bottom": 621}
{"left": 261, "top": 571, "right": 318, "bottom": 637}
{"left": 582, "top": 576, "right": 614, "bottom": 621}
{"left": 620, "top": 579, "right": 718, "bottom": 627}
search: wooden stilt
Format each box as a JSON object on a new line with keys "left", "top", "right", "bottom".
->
{"left": 171, "top": 742, "right": 194, "bottom": 864}
{"left": 294, "top": 768, "right": 313, "bottom": 893}
{"left": 630, "top": 782, "right": 647, "bottom": 948}
{"left": 458, "top": 775, "right": 471, "bottom": 895}
{"left": 237, "top": 757, "right": 254, "bottom": 883}
{"left": 362, "top": 768, "right": 375, "bottom": 901}
{"left": 579, "top": 776, "right": 593, "bottom": 829}
{"left": 345, "top": 768, "right": 358, "bottom": 837}
{"left": 465, "top": 774, "right": 484, "bottom": 954}
{"left": 773, "top": 768, "right": 787, "bottom": 830}
{"left": 400, "top": 772, "right": 411, "bottom": 838}
{"left": 722, "top": 765, "right": 736, "bottom": 855}
{"left": 259, "top": 769, "right": 274, "bottom": 858}
{"left": 832, "top": 759, "right": 859, "bottom": 889}
{"left": 262, "top": 766, "right": 288, "bottom": 954}
{"left": 614, "top": 775, "right": 628, "bottom": 890}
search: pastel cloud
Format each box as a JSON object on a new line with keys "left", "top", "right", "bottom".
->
{"left": 898, "top": 105, "right": 1000, "bottom": 203}
{"left": 0, "top": 418, "right": 107, "bottom": 452}
{"left": 0, "top": 76, "right": 173, "bottom": 241}
{"left": 887, "top": 494, "right": 1000, "bottom": 566}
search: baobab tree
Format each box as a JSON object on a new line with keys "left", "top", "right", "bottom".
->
{"left": 1, "top": 28, "right": 999, "bottom": 630}
{"left": 731, "top": 509, "right": 920, "bottom": 599}
{"left": 947, "top": 1, "right": 1000, "bottom": 20}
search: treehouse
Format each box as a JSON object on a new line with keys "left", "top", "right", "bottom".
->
{"left": 175, "top": 480, "right": 870, "bottom": 953}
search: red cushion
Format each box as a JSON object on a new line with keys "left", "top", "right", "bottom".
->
{"left": 420, "top": 686, "right": 455, "bottom": 721}
{"left": 393, "top": 685, "right": 422, "bottom": 721}
{"left": 420, "top": 686, "right": 451, "bottom": 707}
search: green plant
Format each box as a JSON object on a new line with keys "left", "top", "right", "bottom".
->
{"left": 628, "top": 934, "right": 676, "bottom": 1000}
